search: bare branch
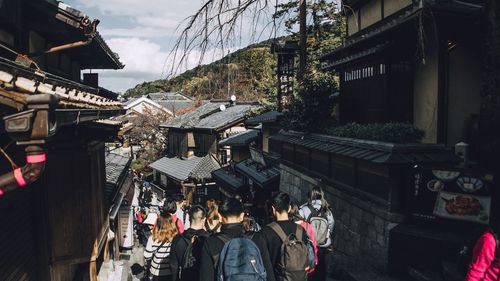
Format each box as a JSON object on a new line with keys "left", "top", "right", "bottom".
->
{"left": 163, "top": 0, "right": 278, "bottom": 78}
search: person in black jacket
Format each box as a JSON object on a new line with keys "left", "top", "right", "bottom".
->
{"left": 256, "top": 192, "right": 309, "bottom": 281}
{"left": 170, "top": 205, "right": 207, "bottom": 281}
{"left": 199, "top": 197, "right": 274, "bottom": 281}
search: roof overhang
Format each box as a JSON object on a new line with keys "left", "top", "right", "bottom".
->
{"left": 0, "top": 57, "right": 124, "bottom": 144}
{"left": 269, "top": 130, "right": 460, "bottom": 165}
{"left": 25, "top": 0, "right": 123, "bottom": 70}
{"left": 212, "top": 168, "right": 246, "bottom": 193}
{"left": 321, "top": 0, "right": 485, "bottom": 71}
{"left": 235, "top": 159, "right": 280, "bottom": 188}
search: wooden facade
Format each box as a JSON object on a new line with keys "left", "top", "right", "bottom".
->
{"left": 325, "top": 0, "right": 485, "bottom": 146}
{"left": 314, "top": 1, "right": 498, "bottom": 278}
{"left": 0, "top": 1, "right": 123, "bottom": 280}
{"left": 154, "top": 102, "right": 258, "bottom": 202}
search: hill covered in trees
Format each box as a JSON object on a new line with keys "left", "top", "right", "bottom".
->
{"left": 124, "top": 40, "right": 278, "bottom": 102}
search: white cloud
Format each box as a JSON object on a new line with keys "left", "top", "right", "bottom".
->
{"left": 94, "top": 36, "right": 236, "bottom": 92}
{"left": 135, "top": 16, "right": 180, "bottom": 29}
{"left": 66, "top": 0, "right": 284, "bottom": 93}
{"left": 99, "top": 26, "right": 174, "bottom": 38}
{"left": 75, "top": 0, "right": 199, "bottom": 20}
{"left": 106, "top": 37, "right": 168, "bottom": 74}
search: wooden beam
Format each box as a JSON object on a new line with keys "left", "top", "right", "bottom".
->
{"left": 89, "top": 215, "right": 110, "bottom": 281}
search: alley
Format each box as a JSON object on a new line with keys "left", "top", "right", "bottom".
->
{"left": 0, "top": 1, "right": 499, "bottom": 281}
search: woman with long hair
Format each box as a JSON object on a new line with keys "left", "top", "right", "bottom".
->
{"left": 205, "top": 199, "right": 221, "bottom": 233}
{"left": 290, "top": 201, "right": 318, "bottom": 273}
{"left": 299, "top": 185, "right": 335, "bottom": 281}
{"left": 144, "top": 211, "right": 178, "bottom": 281}
{"left": 163, "top": 197, "right": 184, "bottom": 234}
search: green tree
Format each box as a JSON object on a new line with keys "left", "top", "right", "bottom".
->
{"left": 284, "top": 68, "right": 338, "bottom": 132}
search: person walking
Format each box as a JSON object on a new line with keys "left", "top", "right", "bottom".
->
{"left": 257, "top": 192, "right": 310, "bottom": 281}
{"left": 290, "top": 201, "right": 318, "bottom": 274}
{"left": 205, "top": 199, "right": 222, "bottom": 233}
{"left": 170, "top": 205, "right": 208, "bottom": 281}
{"left": 144, "top": 211, "right": 178, "bottom": 281}
{"left": 140, "top": 211, "right": 158, "bottom": 247}
{"left": 299, "top": 186, "right": 335, "bottom": 281}
{"left": 199, "top": 197, "right": 272, "bottom": 281}
{"left": 163, "top": 197, "right": 185, "bottom": 234}
{"left": 466, "top": 227, "right": 500, "bottom": 281}
{"left": 172, "top": 194, "right": 190, "bottom": 229}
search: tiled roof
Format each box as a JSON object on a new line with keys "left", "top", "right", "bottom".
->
{"left": 105, "top": 153, "right": 131, "bottom": 201}
{"left": 245, "top": 110, "right": 284, "bottom": 125}
{"left": 149, "top": 154, "right": 221, "bottom": 181}
{"left": 148, "top": 92, "right": 192, "bottom": 101}
{"left": 0, "top": 57, "right": 122, "bottom": 110}
{"left": 105, "top": 153, "right": 131, "bottom": 185}
{"left": 235, "top": 159, "right": 280, "bottom": 187}
{"left": 219, "top": 128, "right": 260, "bottom": 147}
{"left": 161, "top": 102, "right": 259, "bottom": 131}
{"left": 38, "top": 1, "right": 123, "bottom": 69}
{"left": 160, "top": 102, "right": 226, "bottom": 129}
{"left": 194, "top": 104, "right": 257, "bottom": 130}
{"left": 156, "top": 100, "right": 194, "bottom": 113}
{"left": 124, "top": 98, "right": 138, "bottom": 106}
{"left": 212, "top": 167, "right": 245, "bottom": 191}
{"left": 269, "top": 130, "right": 460, "bottom": 164}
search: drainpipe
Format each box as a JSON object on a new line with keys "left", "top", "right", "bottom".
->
{"left": 0, "top": 145, "right": 46, "bottom": 196}
{"left": 27, "top": 38, "right": 93, "bottom": 57}
{"left": 1, "top": 94, "right": 57, "bottom": 196}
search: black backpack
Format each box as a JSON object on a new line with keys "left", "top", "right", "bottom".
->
{"left": 178, "top": 233, "right": 206, "bottom": 280}
{"left": 458, "top": 229, "right": 499, "bottom": 274}
{"left": 269, "top": 222, "right": 309, "bottom": 281}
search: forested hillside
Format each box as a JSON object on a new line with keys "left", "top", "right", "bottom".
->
{"left": 124, "top": 41, "right": 277, "bottom": 102}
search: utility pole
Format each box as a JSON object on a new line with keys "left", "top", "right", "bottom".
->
{"left": 227, "top": 51, "right": 231, "bottom": 99}
{"left": 299, "top": 0, "right": 307, "bottom": 80}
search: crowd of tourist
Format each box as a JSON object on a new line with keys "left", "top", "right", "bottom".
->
{"left": 131, "top": 169, "right": 500, "bottom": 281}
{"left": 134, "top": 185, "right": 334, "bottom": 281}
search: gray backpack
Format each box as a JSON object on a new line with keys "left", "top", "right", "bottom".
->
{"left": 269, "top": 222, "right": 308, "bottom": 281}
{"left": 306, "top": 204, "right": 330, "bottom": 246}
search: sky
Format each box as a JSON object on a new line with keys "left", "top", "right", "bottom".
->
{"left": 63, "top": 0, "right": 286, "bottom": 94}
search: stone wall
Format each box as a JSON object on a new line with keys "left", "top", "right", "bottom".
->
{"left": 280, "top": 164, "right": 404, "bottom": 277}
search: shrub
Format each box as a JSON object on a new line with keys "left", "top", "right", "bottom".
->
{"left": 324, "top": 123, "right": 425, "bottom": 143}
{"left": 131, "top": 159, "right": 146, "bottom": 171}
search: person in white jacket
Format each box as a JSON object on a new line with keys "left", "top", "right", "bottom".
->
{"left": 299, "top": 186, "right": 335, "bottom": 281}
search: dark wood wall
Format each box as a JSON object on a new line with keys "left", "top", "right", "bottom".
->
{"left": 0, "top": 137, "right": 109, "bottom": 281}
{"left": 42, "top": 140, "right": 107, "bottom": 281}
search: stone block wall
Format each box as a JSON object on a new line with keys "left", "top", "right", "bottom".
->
{"left": 279, "top": 164, "right": 404, "bottom": 275}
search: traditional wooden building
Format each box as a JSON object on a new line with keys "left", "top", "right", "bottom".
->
{"left": 268, "top": 0, "right": 499, "bottom": 280}
{"left": 213, "top": 111, "right": 282, "bottom": 224}
{"left": 151, "top": 101, "right": 259, "bottom": 203}
{"left": 0, "top": 1, "right": 125, "bottom": 280}
{"left": 321, "top": 0, "right": 485, "bottom": 147}
{"left": 104, "top": 153, "right": 134, "bottom": 259}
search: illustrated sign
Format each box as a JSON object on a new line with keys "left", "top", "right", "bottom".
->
{"left": 410, "top": 168, "right": 493, "bottom": 224}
